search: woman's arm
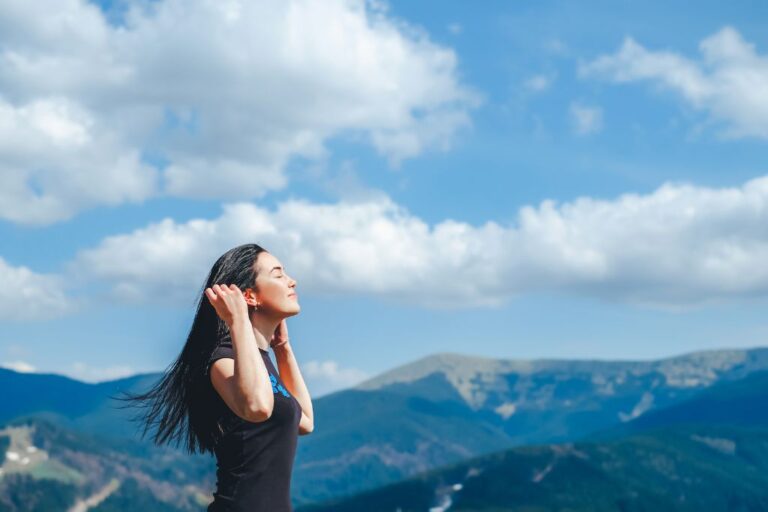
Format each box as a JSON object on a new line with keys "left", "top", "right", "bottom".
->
{"left": 207, "top": 285, "right": 275, "bottom": 422}
{"left": 274, "top": 341, "right": 314, "bottom": 435}
{"left": 222, "top": 319, "right": 275, "bottom": 420}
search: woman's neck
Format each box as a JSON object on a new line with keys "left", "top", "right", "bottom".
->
{"left": 248, "top": 312, "right": 280, "bottom": 351}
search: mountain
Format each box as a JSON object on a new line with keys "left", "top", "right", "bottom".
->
{"left": 0, "top": 416, "right": 213, "bottom": 512}
{"left": 295, "top": 366, "right": 768, "bottom": 511}
{"left": 2, "top": 346, "right": 768, "bottom": 507}
{"left": 585, "top": 368, "right": 768, "bottom": 442}
{"left": 0, "top": 368, "right": 158, "bottom": 439}
{"left": 296, "top": 424, "right": 768, "bottom": 512}
{"left": 291, "top": 346, "right": 768, "bottom": 504}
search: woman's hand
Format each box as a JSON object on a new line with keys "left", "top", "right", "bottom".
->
{"left": 205, "top": 284, "right": 249, "bottom": 327}
{"left": 271, "top": 319, "right": 290, "bottom": 348}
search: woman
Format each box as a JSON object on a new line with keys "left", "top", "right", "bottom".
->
{"left": 119, "top": 243, "right": 314, "bottom": 512}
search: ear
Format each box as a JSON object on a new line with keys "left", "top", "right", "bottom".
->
{"left": 243, "top": 288, "right": 258, "bottom": 307}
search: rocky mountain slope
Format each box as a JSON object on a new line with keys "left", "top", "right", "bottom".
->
{"left": 296, "top": 368, "right": 768, "bottom": 511}
{"left": 2, "top": 346, "right": 767, "bottom": 508}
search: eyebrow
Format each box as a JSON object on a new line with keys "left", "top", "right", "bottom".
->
{"left": 270, "top": 266, "right": 284, "bottom": 273}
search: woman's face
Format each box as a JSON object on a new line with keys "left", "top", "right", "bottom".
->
{"left": 250, "top": 252, "right": 299, "bottom": 317}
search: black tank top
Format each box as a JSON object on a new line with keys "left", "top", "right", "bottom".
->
{"left": 205, "top": 341, "right": 301, "bottom": 512}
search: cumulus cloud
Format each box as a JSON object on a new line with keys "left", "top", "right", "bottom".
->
{"left": 569, "top": 102, "right": 603, "bottom": 134}
{"left": 302, "top": 359, "right": 369, "bottom": 397}
{"left": 580, "top": 26, "right": 768, "bottom": 139}
{"left": 70, "top": 174, "right": 768, "bottom": 309}
{"left": 0, "top": 257, "right": 76, "bottom": 320}
{"left": 0, "top": 0, "right": 481, "bottom": 225}
{"left": 0, "top": 97, "right": 158, "bottom": 225}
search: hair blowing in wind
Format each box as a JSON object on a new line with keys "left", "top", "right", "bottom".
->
{"left": 112, "top": 243, "right": 267, "bottom": 454}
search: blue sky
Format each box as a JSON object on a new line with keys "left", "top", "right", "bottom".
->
{"left": 1, "top": 0, "right": 767, "bottom": 396}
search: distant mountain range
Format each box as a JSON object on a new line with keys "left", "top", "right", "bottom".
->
{"left": 1, "top": 346, "right": 767, "bottom": 511}
{"left": 293, "top": 346, "right": 768, "bottom": 504}
{"left": 295, "top": 368, "right": 768, "bottom": 511}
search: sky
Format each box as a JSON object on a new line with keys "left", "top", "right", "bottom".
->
{"left": 1, "top": 0, "right": 768, "bottom": 397}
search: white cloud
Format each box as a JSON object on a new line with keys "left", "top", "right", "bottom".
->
{"left": 303, "top": 359, "right": 369, "bottom": 397}
{"left": 580, "top": 26, "right": 768, "bottom": 139}
{"left": 0, "top": 360, "right": 36, "bottom": 373}
{"left": 0, "top": 0, "right": 481, "bottom": 225}
{"left": 569, "top": 102, "right": 603, "bottom": 135}
{"left": 0, "top": 97, "right": 158, "bottom": 225}
{"left": 0, "top": 257, "right": 76, "bottom": 320}
{"left": 64, "top": 362, "right": 138, "bottom": 383}
{"left": 69, "top": 173, "right": 768, "bottom": 309}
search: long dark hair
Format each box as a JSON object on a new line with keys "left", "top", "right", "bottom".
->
{"left": 114, "top": 243, "right": 267, "bottom": 454}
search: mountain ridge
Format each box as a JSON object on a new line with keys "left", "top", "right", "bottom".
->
{"left": 3, "top": 345, "right": 768, "bottom": 507}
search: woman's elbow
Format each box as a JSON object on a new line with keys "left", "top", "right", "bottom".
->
{"left": 241, "top": 397, "right": 274, "bottom": 423}
{"left": 298, "top": 414, "right": 314, "bottom": 435}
